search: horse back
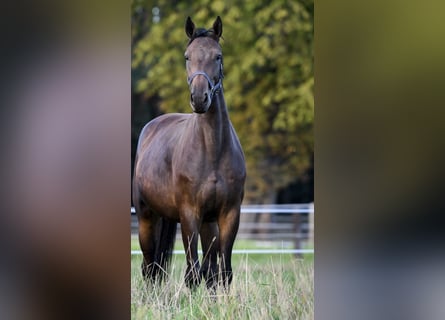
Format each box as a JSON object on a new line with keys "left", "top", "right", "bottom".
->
{"left": 136, "top": 113, "right": 188, "bottom": 154}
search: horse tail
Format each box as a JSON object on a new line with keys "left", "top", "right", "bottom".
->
{"left": 154, "top": 217, "right": 177, "bottom": 277}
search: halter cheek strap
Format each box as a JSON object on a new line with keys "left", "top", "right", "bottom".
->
{"left": 187, "top": 65, "right": 223, "bottom": 101}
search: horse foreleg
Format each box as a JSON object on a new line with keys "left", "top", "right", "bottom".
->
{"left": 180, "top": 216, "right": 201, "bottom": 289}
{"left": 200, "top": 222, "right": 219, "bottom": 290}
{"left": 138, "top": 214, "right": 159, "bottom": 282}
{"left": 218, "top": 208, "right": 240, "bottom": 289}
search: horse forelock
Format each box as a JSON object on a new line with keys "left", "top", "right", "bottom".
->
{"left": 187, "top": 28, "right": 221, "bottom": 46}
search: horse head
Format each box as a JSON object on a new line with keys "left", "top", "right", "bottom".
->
{"left": 185, "top": 16, "right": 224, "bottom": 113}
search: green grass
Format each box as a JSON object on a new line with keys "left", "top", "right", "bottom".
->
{"left": 131, "top": 236, "right": 314, "bottom": 319}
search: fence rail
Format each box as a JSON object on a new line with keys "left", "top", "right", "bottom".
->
{"left": 131, "top": 203, "right": 314, "bottom": 255}
{"left": 130, "top": 204, "right": 314, "bottom": 215}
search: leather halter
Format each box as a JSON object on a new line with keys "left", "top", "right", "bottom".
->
{"left": 187, "top": 64, "right": 223, "bottom": 102}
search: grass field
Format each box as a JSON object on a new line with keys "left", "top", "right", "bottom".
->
{"left": 131, "top": 237, "right": 314, "bottom": 319}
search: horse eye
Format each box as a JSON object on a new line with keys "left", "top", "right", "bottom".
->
{"left": 185, "top": 55, "right": 189, "bottom": 61}
{"left": 216, "top": 55, "right": 222, "bottom": 61}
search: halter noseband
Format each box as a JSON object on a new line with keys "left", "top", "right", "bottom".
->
{"left": 187, "top": 64, "right": 223, "bottom": 101}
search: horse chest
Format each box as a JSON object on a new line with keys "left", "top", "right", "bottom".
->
{"left": 177, "top": 167, "right": 239, "bottom": 210}
{"left": 197, "top": 171, "right": 229, "bottom": 218}
{"left": 199, "top": 170, "right": 222, "bottom": 198}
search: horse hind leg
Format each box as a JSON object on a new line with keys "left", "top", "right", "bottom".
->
{"left": 200, "top": 222, "right": 219, "bottom": 290}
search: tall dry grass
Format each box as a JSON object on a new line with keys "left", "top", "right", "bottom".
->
{"left": 131, "top": 254, "right": 313, "bottom": 319}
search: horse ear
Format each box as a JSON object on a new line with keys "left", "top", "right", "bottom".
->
{"left": 185, "top": 16, "right": 195, "bottom": 39}
{"left": 213, "top": 16, "right": 223, "bottom": 39}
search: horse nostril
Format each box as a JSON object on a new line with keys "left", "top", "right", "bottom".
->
{"left": 203, "top": 93, "right": 208, "bottom": 103}
{"left": 190, "top": 94, "right": 194, "bottom": 103}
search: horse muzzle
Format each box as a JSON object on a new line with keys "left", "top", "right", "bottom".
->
{"left": 190, "top": 92, "right": 211, "bottom": 113}
{"left": 188, "top": 70, "right": 221, "bottom": 114}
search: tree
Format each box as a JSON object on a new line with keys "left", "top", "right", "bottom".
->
{"left": 132, "top": 0, "right": 313, "bottom": 203}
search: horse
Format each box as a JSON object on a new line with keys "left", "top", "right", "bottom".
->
{"left": 132, "top": 16, "right": 246, "bottom": 290}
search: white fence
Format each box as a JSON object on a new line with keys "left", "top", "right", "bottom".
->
{"left": 131, "top": 203, "right": 314, "bottom": 255}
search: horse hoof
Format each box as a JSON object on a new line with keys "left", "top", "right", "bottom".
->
{"left": 185, "top": 273, "right": 202, "bottom": 290}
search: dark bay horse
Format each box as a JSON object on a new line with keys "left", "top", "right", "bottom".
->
{"left": 132, "top": 16, "right": 246, "bottom": 289}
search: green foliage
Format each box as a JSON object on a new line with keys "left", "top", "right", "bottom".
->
{"left": 132, "top": 0, "right": 313, "bottom": 202}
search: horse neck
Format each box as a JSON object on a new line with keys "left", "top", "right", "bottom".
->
{"left": 192, "top": 90, "right": 231, "bottom": 163}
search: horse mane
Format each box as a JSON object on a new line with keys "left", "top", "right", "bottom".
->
{"left": 187, "top": 27, "right": 222, "bottom": 46}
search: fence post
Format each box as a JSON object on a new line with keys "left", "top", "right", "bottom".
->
{"left": 308, "top": 202, "right": 314, "bottom": 247}
{"left": 293, "top": 205, "right": 302, "bottom": 258}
